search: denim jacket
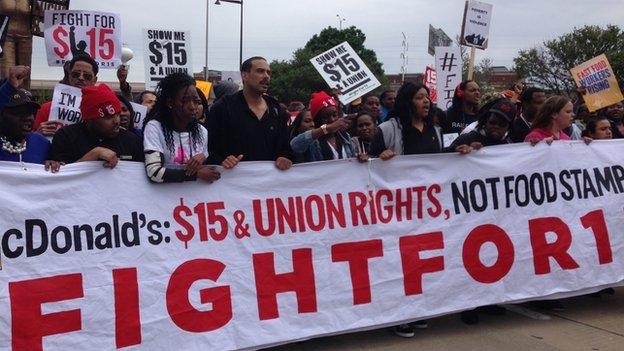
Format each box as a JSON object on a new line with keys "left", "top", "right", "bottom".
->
{"left": 290, "top": 130, "right": 356, "bottom": 163}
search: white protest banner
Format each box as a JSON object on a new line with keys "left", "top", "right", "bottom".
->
{"left": 44, "top": 10, "right": 121, "bottom": 68}
{"left": 48, "top": 83, "right": 82, "bottom": 126}
{"left": 435, "top": 46, "right": 463, "bottom": 110}
{"left": 460, "top": 1, "right": 493, "bottom": 49}
{"left": 1, "top": 141, "right": 624, "bottom": 350}
{"left": 310, "top": 42, "right": 381, "bottom": 105}
{"left": 130, "top": 102, "right": 148, "bottom": 131}
{"left": 424, "top": 65, "right": 437, "bottom": 104}
{"left": 143, "top": 29, "right": 193, "bottom": 91}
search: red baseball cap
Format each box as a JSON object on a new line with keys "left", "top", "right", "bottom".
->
{"left": 309, "top": 91, "right": 337, "bottom": 120}
{"left": 80, "top": 84, "right": 121, "bottom": 120}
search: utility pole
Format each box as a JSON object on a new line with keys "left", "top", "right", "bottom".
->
{"left": 400, "top": 32, "right": 409, "bottom": 83}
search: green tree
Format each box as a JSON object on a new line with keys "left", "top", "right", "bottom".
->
{"left": 269, "top": 26, "right": 387, "bottom": 103}
{"left": 513, "top": 25, "right": 624, "bottom": 95}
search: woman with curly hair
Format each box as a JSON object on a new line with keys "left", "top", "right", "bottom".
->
{"left": 143, "top": 72, "right": 220, "bottom": 183}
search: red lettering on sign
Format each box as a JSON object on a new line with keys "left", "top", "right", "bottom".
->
{"left": 253, "top": 248, "right": 317, "bottom": 320}
{"left": 580, "top": 209, "right": 613, "bottom": 264}
{"left": 529, "top": 217, "right": 580, "bottom": 274}
{"left": 52, "top": 26, "right": 70, "bottom": 58}
{"left": 331, "top": 239, "right": 383, "bottom": 305}
{"left": 9, "top": 274, "right": 83, "bottom": 351}
{"left": 462, "top": 224, "right": 515, "bottom": 283}
{"left": 166, "top": 259, "right": 232, "bottom": 332}
{"left": 113, "top": 268, "right": 141, "bottom": 348}
{"left": 399, "top": 232, "right": 445, "bottom": 295}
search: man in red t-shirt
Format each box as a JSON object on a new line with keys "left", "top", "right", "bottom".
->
{"left": 33, "top": 54, "right": 99, "bottom": 137}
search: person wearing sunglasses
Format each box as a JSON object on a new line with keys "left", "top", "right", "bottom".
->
{"left": 33, "top": 54, "right": 99, "bottom": 137}
{"left": 448, "top": 98, "right": 517, "bottom": 154}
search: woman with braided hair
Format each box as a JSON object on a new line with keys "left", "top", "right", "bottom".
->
{"left": 143, "top": 72, "right": 220, "bottom": 183}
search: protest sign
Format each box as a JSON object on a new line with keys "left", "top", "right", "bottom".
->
{"left": 30, "top": 0, "right": 72, "bottom": 37}
{"left": 460, "top": 1, "right": 493, "bottom": 49}
{"left": 195, "top": 80, "right": 213, "bottom": 100}
{"left": 48, "top": 83, "right": 82, "bottom": 126}
{"left": 310, "top": 42, "right": 381, "bottom": 105}
{"left": 221, "top": 71, "right": 242, "bottom": 89}
{"left": 0, "top": 15, "right": 9, "bottom": 58}
{"left": 428, "top": 25, "right": 452, "bottom": 56}
{"left": 435, "top": 46, "right": 463, "bottom": 110}
{"left": 424, "top": 65, "right": 437, "bottom": 104}
{"left": 130, "top": 102, "right": 147, "bottom": 131}
{"left": 143, "top": 29, "right": 193, "bottom": 91}
{"left": 44, "top": 10, "right": 121, "bottom": 68}
{"left": 570, "top": 54, "right": 624, "bottom": 112}
{"left": 1, "top": 140, "right": 623, "bottom": 350}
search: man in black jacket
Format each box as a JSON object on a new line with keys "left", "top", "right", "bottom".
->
{"left": 207, "top": 56, "right": 292, "bottom": 170}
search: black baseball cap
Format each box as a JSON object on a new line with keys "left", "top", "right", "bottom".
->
{"left": 489, "top": 99, "right": 516, "bottom": 122}
{"left": 4, "top": 89, "right": 40, "bottom": 111}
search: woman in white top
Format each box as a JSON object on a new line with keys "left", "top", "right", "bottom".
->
{"left": 143, "top": 72, "right": 220, "bottom": 183}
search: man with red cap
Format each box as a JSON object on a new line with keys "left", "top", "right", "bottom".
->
{"left": 50, "top": 84, "right": 144, "bottom": 167}
{"left": 289, "top": 91, "right": 354, "bottom": 163}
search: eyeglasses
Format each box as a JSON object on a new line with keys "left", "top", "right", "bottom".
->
{"left": 70, "top": 71, "right": 94, "bottom": 81}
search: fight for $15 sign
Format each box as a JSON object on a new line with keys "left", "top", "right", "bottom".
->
{"left": 44, "top": 10, "right": 121, "bottom": 68}
{"left": 143, "top": 29, "right": 193, "bottom": 91}
{"left": 310, "top": 42, "right": 381, "bottom": 105}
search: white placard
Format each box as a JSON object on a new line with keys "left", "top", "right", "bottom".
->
{"left": 48, "top": 83, "right": 83, "bottom": 126}
{"left": 44, "top": 10, "right": 122, "bottom": 68}
{"left": 310, "top": 41, "right": 381, "bottom": 105}
{"left": 130, "top": 102, "right": 148, "bottom": 131}
{"left": 143, "top": 29, "right": 193, "bottom": 91}
{"left": 221, "top": 71, "right": 243, "bottom": 89}
{"left": 435, "top": 46, "right": 463, "bottom": 111}
{"left": 461, "top": 1, "right": 493, "bottom": 50}
{"left": 442, "top": 133, "right": 459, "bottom": 148}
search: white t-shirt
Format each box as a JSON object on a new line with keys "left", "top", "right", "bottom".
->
{"left": 143, "top": 120, "right": 209, "bottom": 168}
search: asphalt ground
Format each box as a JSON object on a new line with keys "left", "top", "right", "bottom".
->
{"left": 266, "top": 287, "right": 624, "bottom": 351}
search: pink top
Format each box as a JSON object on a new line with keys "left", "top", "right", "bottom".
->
{"left": 524, "top": 128, "right": 570, "bottom": 142}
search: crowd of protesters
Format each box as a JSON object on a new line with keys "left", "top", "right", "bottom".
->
{"left": 0, "top": 53, "right": 622, "bottom": 337}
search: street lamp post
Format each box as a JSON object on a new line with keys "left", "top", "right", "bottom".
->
{"left": 215, "top": 0, "right": 244, "bottom": 68}
{"left": 336, "top": 14, "right": 346, "bottom": 30}
{"left": 205, "top": 0, "right": 210, "bottom": 80}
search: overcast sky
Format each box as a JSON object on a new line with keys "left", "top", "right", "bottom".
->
{"left": 29, "top": 0, "right": 624, "bottom": 83}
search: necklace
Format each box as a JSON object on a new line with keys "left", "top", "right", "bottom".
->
{"left": 1, "top": 136, "right": 28, "bottom": 171}
{"left": 1, "top": 136, "right": 27, "bottom": 154}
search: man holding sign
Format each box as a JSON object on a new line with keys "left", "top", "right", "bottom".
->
{"left": 33, "top": 54, "right": 99, "bottom": 137}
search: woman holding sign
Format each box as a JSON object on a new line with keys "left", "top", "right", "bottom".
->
{"left": 143, "top": 73, "right": 220, "bottom": 183}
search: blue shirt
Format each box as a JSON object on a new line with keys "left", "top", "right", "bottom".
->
{"left": 0, "top": 133, "right": 51, "bottom": 164}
